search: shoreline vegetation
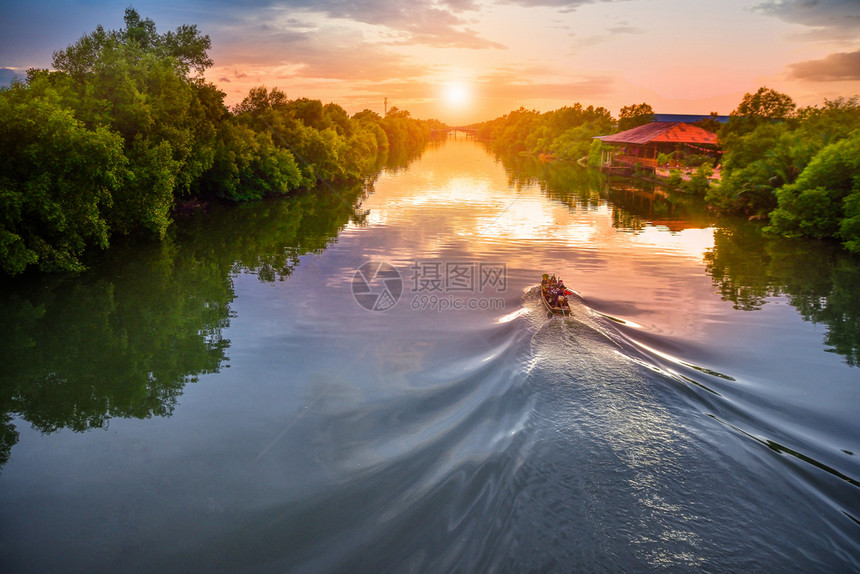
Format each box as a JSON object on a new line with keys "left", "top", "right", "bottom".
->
{"left": 2, "top": 11, "right": 858, "bottom": 278}
{"left": 472, "top": 90, "right": 860, "bottom": 254}
{"left": 0, "top": 9, "right": 443, "bottom": 277}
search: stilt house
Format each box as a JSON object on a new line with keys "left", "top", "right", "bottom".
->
{"left": 596, "top": 122, "right": 720, "bottom": 170}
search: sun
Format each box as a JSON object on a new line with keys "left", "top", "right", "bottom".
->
{"left": 443, "top": 82, "right": 471, "bottom": 108}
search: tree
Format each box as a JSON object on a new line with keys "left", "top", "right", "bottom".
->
{"left": 231, "top": 86, "right": 288, "bottom": 115}
{"left": 618, "top": 102, "right": 655, "bottom": 131}
{"left": 48, "top": 7, "right": 223, "bottom": 236}
{"left": 733, "top": 86, "right": 795, "bottom": 121}
{"left": 767, "top": 131, "right": 860, "bottom": 246}
{"left": 53, "top": 8, "right": 213, "bottom": 80}
{"left": 0, "top": 84, "right": 126, "bottom": 274}
{"left": 723, "top": 87, "right": 796, "bottom": 137}
{"left": 198, "top": 122, "right": 301, "bottom": 201}
{"left": 694, "top": 112, "right": 721, "bottom": 133}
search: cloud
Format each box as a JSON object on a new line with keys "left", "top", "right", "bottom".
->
{"left": 473, "top": 67, "right": 615, "bottom": 100}
{"left": 0, "top": 67, "right": 23, "bottom": 87}
{"left": 788, "top": 49, "right": 860, "bottom": 81}
{"left": 752, "top": 0, "right": 860, "bottom": 37}
{"left": 500, "top": 0, "right": 630, "bottom": 10}
{"left": 216, "top": 0, "right": 505, "bottom": 49}
{"left": 321, "top": 1, "right": 505, "bottom": 49}
{"left": 290, "top": 39, "right": 429, "bottom": 81}
{"left": 607, "top": 24, "right": 642, "bottom": 35}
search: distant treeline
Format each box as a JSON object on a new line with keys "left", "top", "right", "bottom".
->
{"left": 0, "top": 9, "right": 442, "bottom": 276}
{"left": 474, "top": 90, "right": 860, "bottom": 254}
{"left": 474, "top": 103, "right": 614, "bottom": 164}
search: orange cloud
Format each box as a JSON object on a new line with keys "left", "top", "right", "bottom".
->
{"left": 788, "top": 50, "right": 860, "bottom": 81}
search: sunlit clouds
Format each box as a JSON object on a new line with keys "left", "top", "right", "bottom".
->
{"left": 1, "top": 0, "right": 859, "bottom": 123}
{"left": 788, "top": 50, "right": 860, "bottom": 82}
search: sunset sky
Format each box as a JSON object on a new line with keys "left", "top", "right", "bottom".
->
{"left": 2, "top": 0, "right": 859, "bottom": 124}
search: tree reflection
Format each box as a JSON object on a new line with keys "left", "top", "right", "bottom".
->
{"left": 0, "top": 183, "right": 368, "bottom": 469}
{"left": 493, "top": 151, "right": 713, "bottom": 232}
{"left": 706, "top": 221, "right": 860, "bottom": 366}
{"left": 494, "top": 152, "right": 860, "bottom": 366}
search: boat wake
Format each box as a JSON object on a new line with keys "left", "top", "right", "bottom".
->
{"left": 516, "top": 285, "right": 859, "bottom": 569}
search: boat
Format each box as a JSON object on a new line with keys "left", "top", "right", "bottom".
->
{"left": 540, "top": 274, "right": 572, "bottom": 316}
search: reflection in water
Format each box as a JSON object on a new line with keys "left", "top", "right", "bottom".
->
{"left": 705, "top": 221, "right": 860, "bottom": 365}
{"left": 0, "top": 139, "right": 857, "bottom": 572}
{"left": 493, "top": 151, "right": 714, "bottom": 234}
{"left": 0, "top": 184, "right": 368, "bottom": 469}
{"left": 495, "top": 151, "right": 860, "bottom": 367}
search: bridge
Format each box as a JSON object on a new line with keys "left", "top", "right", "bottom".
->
{"left": 430, "top": 126, "right": 479, "bottom": 137}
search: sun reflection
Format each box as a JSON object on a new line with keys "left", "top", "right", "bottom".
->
{"left": 632, "top": 226, "right": 716, "bottom": 260}
{"left": 347, "top": 140, "right": 717, "bottom": 270}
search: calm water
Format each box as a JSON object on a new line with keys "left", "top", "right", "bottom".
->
{"left": 1, "top": 138, "right": 858, "bottom": 572}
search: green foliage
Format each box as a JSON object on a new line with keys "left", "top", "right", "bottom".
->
{"left": 52, "top": 8, "right": 213, "bottom": 79}
{"left": 716, "top": 122, "right": 816, "bottom": 215}
{"left": 722, "top": 86, "right": 795, "bottom": 137}
{"left": 476, "top": 104, "right": 613, "bottom": 158}
{"left": 193, "top": 122, "right": 302, "bottom": 202}
{"left": 694, "top": 112, "right": 721, "bottom": 134}
{"left": 795, "top": 97, "right": 860, "bottom": 146}
{"left": 44, "top": 6, "right": 225, "bottom": 236}
{"left": 550, "top": 122, "right": 606, "bottom": 161}
{"left": 587, "top": 138, "right": 611, "bottom": 168}
{"left": 657, "top": 152, "right": 675, "bottom": 166}
{"left": 710, "top": 89, "right": 860, "bottom": 253}
{"left": 381, "top": 107, "right": 434, "bottom": 152}
{"left": 231, "top": 86, "right": 288, "bottom": 115}
{"left": 767, "top": 132, "right": 860, "bottom": 247}
{"left": 618, "top": 102, "right": 655, "bottom": 132}
{"left": 734, "top": 86, "right": 795, "bottom": 120}
{"left": 666, "top": 170, "right": 684, "bottom": 190}
{"left": 840, "top": 191, "right": 860, "bottom": 254}
{"left": 0, "top": 11, "right": 435, "bottom": 277}
{"left": 227, "top": 87, "right": 434, "bottom": 190}
{"left": 0, "top": 83, "right": 125, "bottom": 274}
{"left": 679, "top": 163, "right": 714, "bottom": 195}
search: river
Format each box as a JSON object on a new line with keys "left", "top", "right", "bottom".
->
{"left": 0, "top": 137, "right": 857, "bottom": 572}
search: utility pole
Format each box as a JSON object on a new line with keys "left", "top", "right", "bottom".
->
{"left": 384, "top": 97, "right": 387, "bottom": 116}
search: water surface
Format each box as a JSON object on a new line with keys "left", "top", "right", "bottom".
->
{"left": 1, "top": 138, "right": 858, "bottom": 572}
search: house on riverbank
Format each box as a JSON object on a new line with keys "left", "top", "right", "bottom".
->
{"left": 596, "top": 122, "right": 721, "bottom": 180}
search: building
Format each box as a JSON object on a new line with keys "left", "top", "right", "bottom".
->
{"left": 596, "top": 122, "right": 720, "bottom": 171}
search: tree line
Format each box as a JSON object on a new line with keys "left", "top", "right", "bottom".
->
{"left": 473, "top": 89, "right": 860, "bottom": 254}
{"left": 0, "top": 9, "right": 441, "bottom": 277}
{"left": 706, "top": 88, "right": 860, "bottom": 254}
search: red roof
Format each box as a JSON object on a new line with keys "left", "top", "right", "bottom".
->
{"left": 600, "top": 122, "right": 719, "bottom": 145}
